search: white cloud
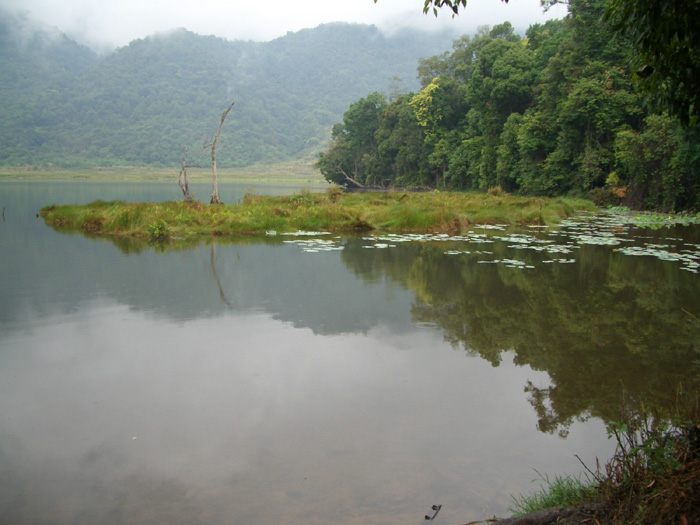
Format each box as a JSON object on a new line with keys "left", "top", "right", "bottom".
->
{"left": 1, "top": 0, "right": 568, "bottom": 50}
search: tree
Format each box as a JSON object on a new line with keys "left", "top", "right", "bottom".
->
{"left": 614, "top": 114, "right": 686, "bottom": 211}
{"left": 316, "top": 93, "right": 387, "bottom": 188}
{"left": 210, "top": 101, "right": 234, "bottom": 204}
{"left": 410, "top": 77, "right": 469, "bottom": 186}
{"left": 385, "top": 0, "right": 700, "bottom": 124}
{"left": 179, "top": 149, "right": 193, "bottom": 202}
{"left": 374, "top": 96, "right": 431, "bottom": 188}
{"left": 316, "top": 125, "right": 365, "bottom": 187}
{"left": 327, "top": 0, "right": 699, "bottom": 209}
{"left": 495, "top": 112, "right": 523, "bottom": 192}
{"left": 604, "top": 0, "right": 700, "bottom": 125}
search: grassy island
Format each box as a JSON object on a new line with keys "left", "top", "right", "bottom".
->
{"left": 40, "top": 188, "right": 596, "bottom": 240}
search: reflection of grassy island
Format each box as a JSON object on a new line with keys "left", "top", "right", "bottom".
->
{"left": 40, "top": 188, "right": 595, "bottom": 240}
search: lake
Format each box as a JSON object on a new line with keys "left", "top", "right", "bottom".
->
{"left": 1, "top": 180, "right": 699, "bottom": 524}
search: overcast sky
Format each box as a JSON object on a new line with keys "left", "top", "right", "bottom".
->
{"left": 2, "top": 0, "right": 568, "bottom": 51}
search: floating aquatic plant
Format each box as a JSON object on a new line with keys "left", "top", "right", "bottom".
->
{"left": 293, "top": 210, "right": 700, "bottom": 276}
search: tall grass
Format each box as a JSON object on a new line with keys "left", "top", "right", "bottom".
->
{"left": 507, "top": 389, "right": 700, "bottom": 524}
{"left": 40, "top": 188, "right": 596, "bottom": 240}
{"left": 509, "top": 471, "right": 598, "bottom": 516}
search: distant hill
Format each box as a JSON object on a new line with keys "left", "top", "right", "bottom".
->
{"left": 0, "top": 10, "right": 457, "bottom": 168}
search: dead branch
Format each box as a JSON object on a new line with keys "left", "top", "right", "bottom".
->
{"left": 210, "top": 101, "right": 235, "bottom": 204}
{"left": 179, "top": 148, "right": 193, "bottom": 201}
{"left": 335, "top": 166, "right": 366, "bottom": 188}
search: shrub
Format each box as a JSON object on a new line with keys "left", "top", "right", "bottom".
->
{"left": 147, "top": 219, "right": 169, "bottom": 241}
{"left": 327, "top": 185, "right": 344, "bottom": 203}
{"left": 487, "top": 185, "right": 505, "bottom": 196}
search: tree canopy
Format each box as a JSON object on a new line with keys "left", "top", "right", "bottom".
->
{"left": 604, "top": 0, "right": 700, "bottom": 126}
{"left": 319, "top": 4, "right": 700, "bottom": 212}
{"left": 395, "top": 0, "right": 700, "bottom": 125}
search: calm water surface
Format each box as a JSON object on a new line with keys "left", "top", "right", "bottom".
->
{"left": 1, "top": 181, "right": 698, "bottom": 524}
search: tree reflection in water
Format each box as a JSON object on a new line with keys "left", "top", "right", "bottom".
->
{"left": 48, "top": 211, "right": 700, "bottom": 437}
{"left": 340, "top": 226, "right": 700, "bottom": 437}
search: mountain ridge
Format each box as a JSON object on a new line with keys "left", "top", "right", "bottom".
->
{"left": 0, "top": 11, "right": 458, "bottom": 169}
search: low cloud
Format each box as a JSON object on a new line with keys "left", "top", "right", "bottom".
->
{"left": 0, "top": 0, "right": 567, "bottom": 52}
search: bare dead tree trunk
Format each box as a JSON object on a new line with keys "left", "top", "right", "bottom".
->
{"left": 179, "top": 148, "right": 192, "bottom": 202}
{"left": 210, "top": 101, "right": 235, "bottom": 205}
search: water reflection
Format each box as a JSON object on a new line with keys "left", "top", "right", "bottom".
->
{"left": 2, "top": 301, "right": 610, "bottom": 523}
{"left": 2, "top": 181, "right": 698, "bottom": 523}
{"left": 339, "top": 222, "right": 700, "bottom": 437}
{"left": 14, "top": 183, "right": 700, "bottom": 432}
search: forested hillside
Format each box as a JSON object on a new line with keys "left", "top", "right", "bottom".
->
{"left": 0, "top": 10, "right": 456, "bottom": 169}
{"left": 318, "top": 0, "right": 700, "bottom": 211}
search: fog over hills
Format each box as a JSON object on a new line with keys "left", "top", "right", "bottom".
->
{"left": 1, "top": 0, "right": 567, "bottom": 51}
{"left": 0, "top": 9, "right": 459, "bottom": 168}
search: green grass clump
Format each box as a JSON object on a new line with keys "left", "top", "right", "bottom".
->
{"left": 509, "top": 472, "right": 598, "bottom": 516}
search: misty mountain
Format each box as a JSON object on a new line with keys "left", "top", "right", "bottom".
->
{"left": 0, "top": 10, "right": 457, "bottom": 168}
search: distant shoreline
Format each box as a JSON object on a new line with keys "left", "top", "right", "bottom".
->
{"left": 0, "top": 162, "right": 327, "bottom": 186}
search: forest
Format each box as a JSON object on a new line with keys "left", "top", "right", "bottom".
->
{"left": 317, "top": 0, "right": 700, "bottom": 211}
{"left": 0, "top": 10, "right": 455, "bottom": 170}
{"left": 4, "top": 1, "right": 699, "bottom": 212}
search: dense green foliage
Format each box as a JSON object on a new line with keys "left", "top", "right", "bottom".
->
{"left": 319, "top": 1, "right": 700, "bottom": 211}
{"left": 0, "top": 10, "right": 455, "bottom": 169}
{"left": 393, "top": 0, "right": 700, "bottom": 125}
{"left": 604, "top": 0, "right": 700, "bottom": 126}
